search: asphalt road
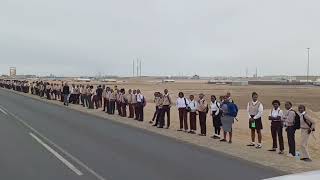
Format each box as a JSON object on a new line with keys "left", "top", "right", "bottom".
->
{"left": 0, "top": 88, "right": 284, "bottom": 180}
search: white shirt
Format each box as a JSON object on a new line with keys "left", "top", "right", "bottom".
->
{"left": 269, "top": 108, "right": 283, "bottom": 121}
{"left": 176, "top": 97, "right": 189, "bottom": 108}
{"left": 210, "top": 101, "right": 220, "bottom": 116}
{"left": 137, "top": 93, "right": 144, "bottom": 103}
{"left": 188, "top": 100, "right": 198, "bottom": 112}
{"left": 247, "top": 101, "right": 264, "bottom": 119}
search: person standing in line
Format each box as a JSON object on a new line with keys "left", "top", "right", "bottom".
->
{"left": 298, "top": 105, "right": 316, "bottom": 162}
{"left": 80, "top": 85, "right": 85, "bottom": 106}
{"left": 282, "top": 101, "right": 296, "bottom": 157}
{"left": 247, "top": 92, "right": 264, "bottom": 149}
{"left": 132, "top": 89, "right": 138, "bottom": 119}
{"left": 162, "top": 89, "right": 172, "bottom": 129}
{"left": 127, "top": 89, "right": 134, "bottom": 118}
{"left": 87, "top": 86, "right": 94, "bottom": 109}
{"left": 62, "top": 83, "right": 70, "bottom": 106}
{"left": 197, "top": 93, "right": 208, "bottom": 136}
{"left": 188, "top": 95, "right": 198, "bottom": 134}
{"left": 151, "top": 92, "right": 160, "bottom": 124}
{"left": 75, "top": 85, "right": 81, "bottom": 104}
{"left": 155, "top": 93, "right": 165, "bottom": 128}
{"left": 106, "top": 87, "right": 111, "bottom": 114}
{"left": 268, "top": 100, "right": 284, "bottom": 154}
{"left": 136, "top": 89, "right": 146, "bottom": 121}
{"left": 211, "top": 95, "right": 222, "bottom": 139}
{"left": 102, "top": 86, "right": 107, "bottom": 111}
{"left": 176, "top": 92, "right": 189, "bottom": 132}
{"left": 109, "top": 89, "right": 116, "bottom": 114}
{"left": 96, "top": 85, "right": 103, "bottom": 108}
{"left": 45, "top": 82, "right": 51, "bottom": 100}
{"left": 116, "top": 89, "right": 122, "bottom": 116}
{"left": 220, "top": 96, "right": 237, "bottom": 143}
{"left": 120, "top": 88, "right": 127, "bottom": 117}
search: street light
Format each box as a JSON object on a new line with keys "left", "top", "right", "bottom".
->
{"left": 306, "top": 48, "right": 310, "bottom": 83}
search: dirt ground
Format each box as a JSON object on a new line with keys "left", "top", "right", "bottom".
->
{"left": 49, "top": 78, "right": 320, "bottom": 169}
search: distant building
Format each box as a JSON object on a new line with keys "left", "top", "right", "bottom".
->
{"left": 9, "top": 67, "right": 16, "bottom": 77}
{"left": 191, "top": 75, "right": 200, "bottom": 80}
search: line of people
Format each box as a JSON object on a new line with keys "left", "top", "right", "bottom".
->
{"left": 0, "top": 80, "right": 316, "bottom": 162}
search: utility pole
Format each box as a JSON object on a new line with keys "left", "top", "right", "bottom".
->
{"left": 136, "top": 58, "right": 139, "bottom": 77}
{"left": 133, "top": 59, "right": 135, "bottom": 77}
{"left": 139, "top": 59, "right": 142, "bottom": 77}
{"left": 307, "top": 48, "right": 310, "bottom": 83}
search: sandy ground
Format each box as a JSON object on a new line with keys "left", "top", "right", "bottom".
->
{"left": 39, "top": 78, "right": 320, "bottom": 173}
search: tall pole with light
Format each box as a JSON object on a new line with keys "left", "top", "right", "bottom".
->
{"left": 306, "top": 48, "right": 310, "bottom": 83}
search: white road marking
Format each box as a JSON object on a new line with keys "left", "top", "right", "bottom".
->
{"left": 0, "top": 107, "right": 8, "bottom": 115}
{"left": 29, "top": 132, "right": 83, "bottom": 176}
{"left": 0, "top": 105, "right": 107, "bottom": 180}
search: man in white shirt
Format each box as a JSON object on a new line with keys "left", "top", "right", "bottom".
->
{"left": 136, "top": 89, "right": 146, "bottom": 121}
{"left": 188, "top": 95, "right": 198, "bottom": 134}
{"left": 247, "top": 92, "right": 264, "bottom": 149}
{"left": 268, "top": 100, "right": 284, "bottom": 154}
{"left": 176, "top": 92, "right": 189, "bottom": 132}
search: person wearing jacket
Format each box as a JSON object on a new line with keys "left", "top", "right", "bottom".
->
{"left": 220, "top": 96, "right": 236, "bottom": 143}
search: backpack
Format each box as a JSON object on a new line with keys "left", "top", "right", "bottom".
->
{"left": 228, "top": 103, "right": 239, "bottom": 117}
{"left": 291, "top": 110, "right": 301, "bottom": 130}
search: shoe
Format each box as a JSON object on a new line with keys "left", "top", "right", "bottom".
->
{"left": 268, "top": 148, "right": 277, "bottom": 152}
{"left": 213, "top": 136, "right": 221, "bottom": 139}
{"left": 165, "top": 126, "right": 169, "bottom": 129}
{"left": 220, "top": 139, "right": 227, "bottom": 142}
{"left": 189, "top": 131, "right": 196, "bottom": 134}
{"left": 278, "top": 151, "right": 284, "bottom": 155}
{"left": 152, "top": 124, "right": 157, "bottom": 127}
{"left": 247, "top": 143, "right": 255, "bottom": 147}
{"left": 177, "top": 129, "right": 183, "bottom": 131}
{"left": 287, "top": 154, "right": 295, "bottom": 158}
{"left": 300, "top": 158, "right": 312, "bottom": 162}
{"left": 256, "top": 144, "right": 262, "bottom": 149}
{"left": 198, "top": 134, "right": 206, "bottom": 136}
{"left": 228, "top": 140, "right": 232, "bottom": 144}
{"left": 157, "top": 126, "right": 163, "bottom": 128}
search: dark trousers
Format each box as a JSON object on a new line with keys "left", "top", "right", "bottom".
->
{"left": 128, "top": 104, "right": 134, "bottom": 118}
{"left": 136, "top": 102, "right": 144, "bottom": 121}
{"left": 271, "top": 122, "right": 284, "bottom": 151}
{"left": 178, "top": 108, "right": 188, "bottom": 130}
{"left": 134, "top": 104, "right": 139, "bottom": 120}
{"left": 103, "top": 98, "right": 107, "bottom": 111}
{"left": 157, "top": 108, "right": 165, "bottom": 127}
{"left": 199, "top": 112, "right": 207, "bottom": 135}
{"left": 88, "top": 95, "right": 94, "bottom": 109}
{"left": 212, "top": 113, "right": 221, "bottom": 136}
{"left": 286, "top": 126, "right": 296, "bottom": 156}
{"left": 152, "top": 106, "right": 159, "bottom": 121}
{"left": 80, "top": 94, "right": 85, "bottom": 106}
{"left": 189, "top": 112, "right": 197, "bottom": 131}
{"left": 162, "top": 105, "right": 171, "bottom": 128}
{"left": 116, "top": 101, "right": 122, "bottom": 115}
{"left": 109, "top": 100, "right": 115, "bottom": 114}
{"left": 106, "top": 99, "right": 110, "bottom": 113}
{"left": 121, "top": 103, "right": 127, "bottom": 117}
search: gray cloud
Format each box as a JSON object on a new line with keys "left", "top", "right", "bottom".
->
{"left": 0, "top": 0, "right": 319, "bottom": 77}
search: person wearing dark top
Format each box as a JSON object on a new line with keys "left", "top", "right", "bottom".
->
{"left": 96, "top": 85, "right": 103, "bottom": 108}
{"left": 62, "top": 83, "right": 70, "bottom": 106}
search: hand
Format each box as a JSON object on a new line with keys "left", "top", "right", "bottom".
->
{"left": 249, "top": 118, "right": 254, "bottom": 122}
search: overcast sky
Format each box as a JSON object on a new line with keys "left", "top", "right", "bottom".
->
{"left": 0, "top": 0, "right": 319, "bottom": 77}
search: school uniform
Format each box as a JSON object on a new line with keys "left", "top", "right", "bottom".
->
{"left": 152, "top": 97, "right": 160, "bottom": 122}
{"left": 300, "top": 112, "right": 316, "bottom": 160}
{"left": 211, "top": 101, "right": 222, "bottom": 137}
{"left": 282, "top": 109, "right": 296, "bottom": 156}
{"left": 109, "top": 92, "right": 116, "bottom": 114}
{"left": 198, "top": 99, "right": 208, "bottom": 135}
{"left": 136, "top": 93, "right": 145, "bottom": 121}
{"left": 120, "top": 93, "right": 127, "bottom": 117}
{"left": 132, "top": 93, "right": 138, "bottom": 119}
{"left": 102, "top": 89, "right": 107, "bottom": 111}
{"left": 87, "top": 88, "right": 94, "bottom": 109}
{"left": 188, "top": 100, "right": 198, "bottom": 131}
{"left": 106, "top": 91, "right": 111, "bottom": 114}
{"left": 116, "top": 93, "right": 122, "bottom": 115}
{"left": 177, "top": 97, "right": 189, "bottom": 131}
{"left": 247, "top": 101, "right": 264, "bottom": 130}
{"left": 269, "top": 108, "right": 284, "bottom": 151}
{"left": 156, "top": 97, "right": 165, "bottom": 127}
{"left": 127, "top": 93, "right": 134, "bottom": 118}
{"left": 162, "top": 94, "right": 172, "bottom": 128}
